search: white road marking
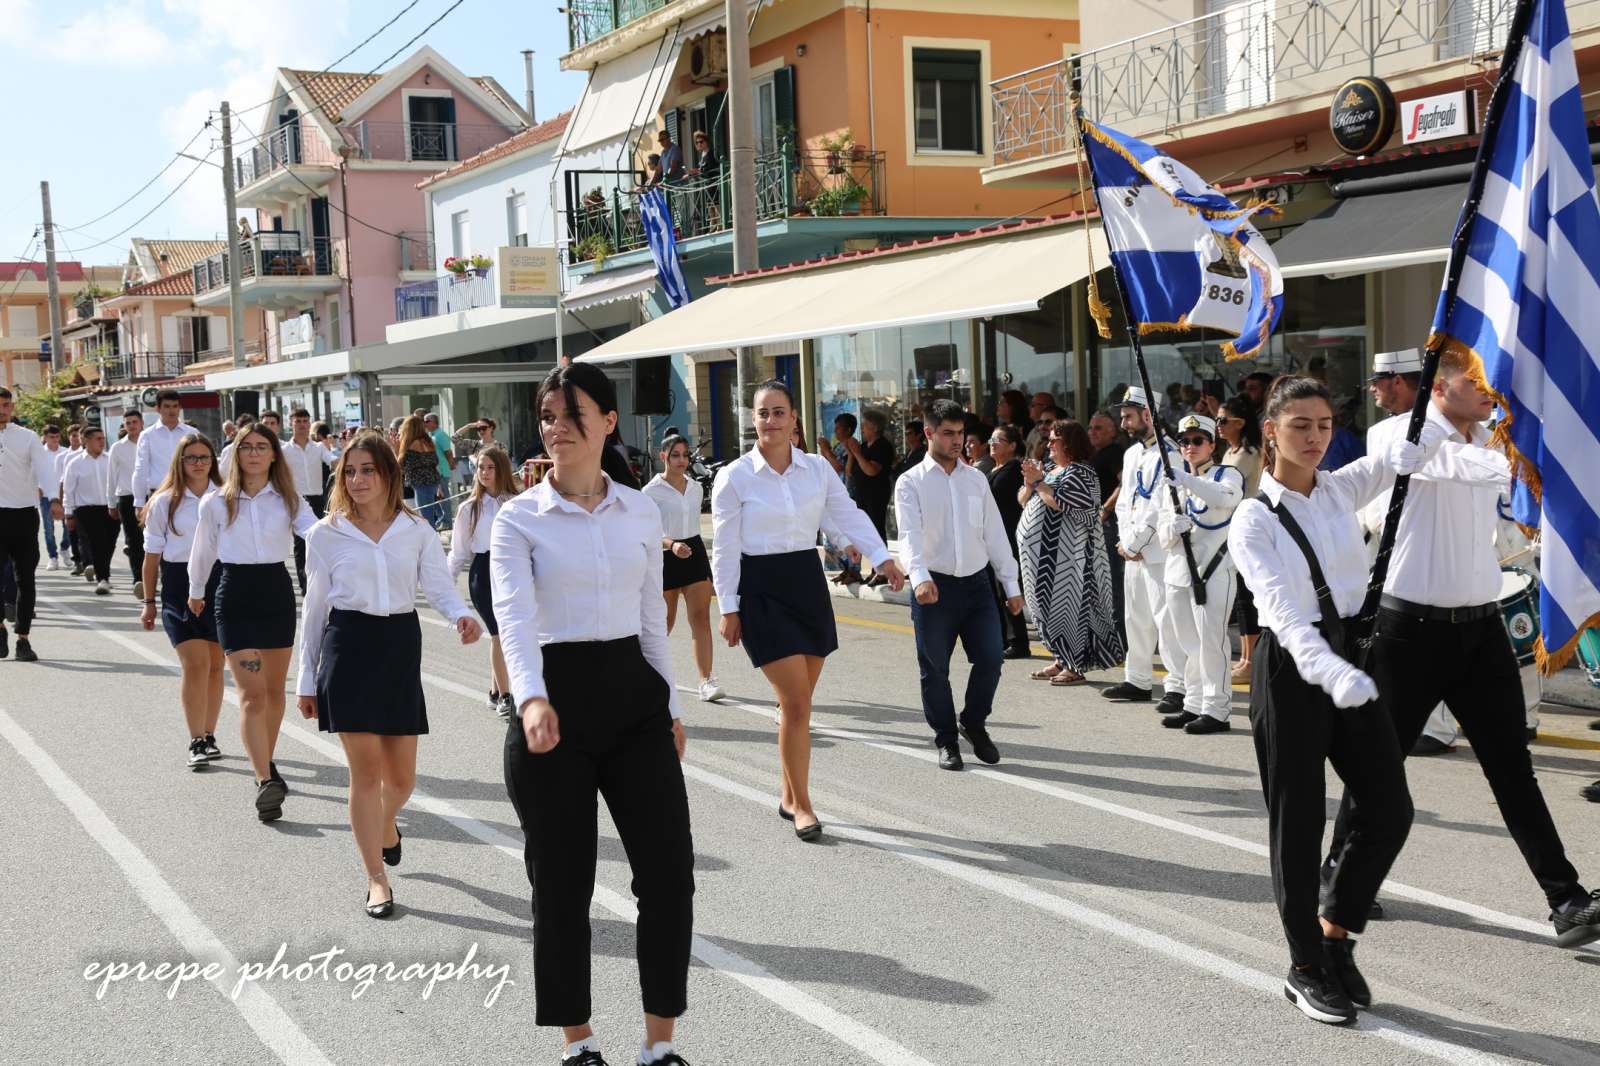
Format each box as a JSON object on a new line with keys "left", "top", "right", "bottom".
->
{"left": 0, "top": 707, "right": 334, "bottom": 1066}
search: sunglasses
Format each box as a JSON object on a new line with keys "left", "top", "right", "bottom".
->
{"left": 1177, "top": 435, "right": 1211, "bottom": 447}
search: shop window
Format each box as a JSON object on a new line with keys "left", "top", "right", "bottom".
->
{"left": 507, "top": 193, "right": 528, "bottom": 247}
{"left": 913, "top": 49, "right": 982, "bottom": 153}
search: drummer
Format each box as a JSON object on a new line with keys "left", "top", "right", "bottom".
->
{"left": 1327, "top": 348, "right": 1600, "bottom": 950}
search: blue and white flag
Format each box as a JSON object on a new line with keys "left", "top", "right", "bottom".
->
{"left": 1082, "top": 121, "right": 1283, "bottom": 360}
{"left": 638, "top": 188, "right": 692, "bottom": 309}
{"left": 1429, "top": 0, "right": 1600, "bottom": 669}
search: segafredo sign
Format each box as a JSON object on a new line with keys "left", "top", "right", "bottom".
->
{"left": 1401, "top": 90, "right": 1474, "bottom": 145}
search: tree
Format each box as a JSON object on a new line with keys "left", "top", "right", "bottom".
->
{"left": 14, "top": 369, "right": 72, "bottom": 429}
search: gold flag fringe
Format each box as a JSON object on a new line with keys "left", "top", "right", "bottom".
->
{"left": 1074, "top": 118, "right": 1114, "bottom": 339}
{"left": 1535, "top": 614, "right": 1600, "bottom": 675}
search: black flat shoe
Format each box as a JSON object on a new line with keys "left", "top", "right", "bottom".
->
{"left": 1161, "top": 711, "right": 1200, "bottom": 729}
{"left": 1184, "top": 715, "right": 1232, "bottom": 735}
{"left": 365, "top": 886, "right": 395, "bottom": 919}
{"left": 254, "top": 778, "right": 286, "bottom": 822}
{"left": 1582, "top": 780, "right": 1600, "bottom": 802}
{"left": 382, "top": 827, "right": 402, "bottom": 867}
{"left": 795, "top": 820, "right": 823, "bottom": 842}
{"left": 14, "top": 638, "right": 37, "bottom": 663}
{"left": 778, "top": 803, "right": 795, "bottom": 822}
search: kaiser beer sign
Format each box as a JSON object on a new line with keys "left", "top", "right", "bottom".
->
{"left": 1400, "top": 90, "right": 1475, "bottom": 145}
{"left": 1330, "top": 77, "right": 1397, "bottom": 157}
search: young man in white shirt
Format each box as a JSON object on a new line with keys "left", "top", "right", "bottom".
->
{"left": 0, "top": 387, "right": 65, "bottom": 661}
{"left": 283, "top": 408, "right": 334, "bottom": 592}
{"left": 108, "top": 410, "right": 145, "bottom": 598}
{"left": 132, "top": 390, "right": 199, "bottom": 507}
{"left": 39, "top": 424, "right": 66, "bottom": 570}
{"left": 61, "top": 426, "right": 117, "bottom": 595}
{"left": 895, "top": 399, "right": 1024, "bottom": 771}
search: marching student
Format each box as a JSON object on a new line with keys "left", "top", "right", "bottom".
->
{"left": 448, "top": 445, "right": 518, "bottom": 721}
{"left": 1327, "top": 350, "right": 1600, "bottom": 950}
{"left": 138, "top": 434, "right": 225, "bottom": 770}
{"left": 59, "top": 424, "right": 87, "bottom": 576}
{"left": 1230, "top": 375, "right": 1438, "bottom": 1025}
{"left": 108, "top": 410, "right": 146, "bottom": 598}
{"left": 215, "top": 412, "right": 256, "bottom": 482}
{"left": 896, "top": 400, "right": 1023, "bottom": 771}
{"left": 1101, "top": 387, "right": 1187, "bottom": 712}
{"left": 1154, "top": 413, "right": 1245, "bottom": 734}
{"left": 712, "top": 379, "right": 905, "bottom": 841}
{"left": 60, "top": 427, "right": 118, "bottom": 595}
{"left": 0, "top": 387, "right": 65, "bottom": 662}
{"left": 644, "top": 434, "right": 723, "bottom": 703}
{"left": 187, "top": 423, "right": 316, "bottom": 824}
{"left": 297, "top": 431, "right": 481, "bottom": 919}
{"left": 39, "top": 423, "right": 67, "bottom": 571}
{"left": 283, "top": 408, "right": 336, "bottom": 593}
{"left": 132, "top": 390, "right": 199, "bottom": 507}
{"left": 493, "top": 363, "right": 695, "bottom": 1066}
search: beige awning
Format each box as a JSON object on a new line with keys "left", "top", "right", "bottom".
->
{"left": 576, "top": 222, "right": 1107, "bottom": 364}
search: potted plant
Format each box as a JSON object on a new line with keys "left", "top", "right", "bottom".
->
{"left": 469, "top": 254, "right": 493, "bottom": 278}
{"left": 443, "top": 256, "right": 471, "bottom": 283}
{"left": 575, "top": 233, "right": 613, "bottom": 269}
{"left": 808, "top": 177, "right": 868, "bottom": 217}
{"left": 818, "top": 128, "right": 854, "bottom": 174}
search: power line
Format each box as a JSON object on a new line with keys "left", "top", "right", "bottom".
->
{"left": 1, "top": 235, "right": 42, "bottom": 304}
{"left": 60, "top": 153, "right": 219, "bottom": 253}
{"left": 232, "top": 0, "right": 428, "bottom": 120}
{"left": 56, "top": 122, "right": 213, "bottom": 234}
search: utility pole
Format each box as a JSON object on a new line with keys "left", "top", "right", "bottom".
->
{"left": 40, "top": 182, "right": 65, "bottom": 376}
{"left": 220, "top": 101, "right": 247, "bottom": 369}
{"left": 725, "top": 0, "right": 760, "bottom": 446}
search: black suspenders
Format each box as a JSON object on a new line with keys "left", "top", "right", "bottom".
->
{"left": 1258, "top": 492, "right": 1348, "bottom": 659}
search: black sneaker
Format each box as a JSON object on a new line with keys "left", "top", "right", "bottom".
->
{"left": 1161, "top": 711, "right": 1199, "bottom": 729}
{"left": 1411, "top": 734, "right": 1455, "bottom": 756}
{"left": 486, "top": 690, "right": 502, "bottom": 715}
{"left": 1284, "top": 965, "right": 1356, "bottom": 1024}
{"left": 1002, "top": 645, "right": 1031, "bottom": 660}
{"left": 1582, "top": 780, "right": 1600, "bottom": 803}
{"left": 937, "top": 743, "right": 964, "bottom": 771}
{"left": 1100, "top": 682, "right": 1152, "bottom": 702}
{"left": 188, "top": 737, "right": 209, "bottom": 770}
{"left": 202, "top": 734, "right": 221, "bottom": 760}
{"left": 1154, "top": 690, "right": 1187, "bottom": 716}
{"left": 269, "top": 762, "right": 286, "bottom": 789}
{"left": 255, "top": 778, "right": 287, "bottom": 822}
{"left": 1322, "top": 936, "right": 1371, "bottom": 1009}
{"left": 654, "top": 1056, "right": 692, "bottom": 1065}
{"left": 1552, "top": 890, "right": 1600, "bottom": 949}
{"left": 14, "top": 639, "right": 37, "bottom": 663}
{"left": 564, "top": 1051, "right": 607, "bottom": 1065}
{"left": 1185, "top": 715, "right": 1232, "bottom": 735}
{"left": 959, "top": 724, "right": 1000, "bottom": 764}
{"left": 498, "top": 693, "right": 515, "bottom": 722}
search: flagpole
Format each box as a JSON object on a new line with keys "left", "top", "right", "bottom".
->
{"left": 1357, "top": 0, "right": 1539, "bottom": 646}
{"left": 1069, "top": 84, "right": 1207, "bottom": 601}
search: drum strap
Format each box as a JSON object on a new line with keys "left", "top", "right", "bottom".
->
{"left": 1258, "top": 493, "right": 1346, "bottom": 658}
{"left": 1199, "top": 543, "right": 1230, "bottom": 584}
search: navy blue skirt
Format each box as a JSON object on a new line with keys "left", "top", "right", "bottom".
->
{"left": 316, "top": 609, "right": 426, "bottom": 734}
{"left": 664, "top": 534, "right": 712, "bottom": 591}
{"left": 468, "top": 551, "right": 499, "bottom": 637}
{"left": 215, "top": 562, "right": 296, "bottom": 654}
{"left": 737, "top": 550, "right": 837, "bottom": 668}
{"left": 160, "top": 559, "right": 220, "bottom": 647}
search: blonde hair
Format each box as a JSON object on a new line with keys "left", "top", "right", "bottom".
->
{"left": 141, "top": 432, "right": 220, "bottom": 537}
{"left": 464, "top": 446, "right": 515, "bottom": 540}
{"left": 396, "top": 414, "right": 432, "bottom": 456}
{"left": 222, "top": 424, "right": 301, "bottom": 526}
{"left": 326, "top": 431, "right": 410, "bottom": 521}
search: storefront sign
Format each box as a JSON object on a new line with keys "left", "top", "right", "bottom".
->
{"left": 1330, "top": 77, "right": 1397, "bottom": 157}
{"left": 498, "top": 245, "right": 560, "bottom": 309}
{"left": 1401, "top": 90, "right": 1474, "bottom": 145}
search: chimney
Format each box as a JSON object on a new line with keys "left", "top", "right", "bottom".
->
{"left": 522, "top": 50, "right": 536, "bottom": 125}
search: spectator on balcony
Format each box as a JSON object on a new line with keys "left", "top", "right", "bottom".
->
{"left": 238, "top": 218, "right": 252, "bottom": 243}
{"left": 688, "top": 131, "right": 719, "bottom": 180}
{"left": 636, "top": 154, "right": 664, "bottom": 191}
{"left": 657, "top": 129, "right": 685, "bottom": 182}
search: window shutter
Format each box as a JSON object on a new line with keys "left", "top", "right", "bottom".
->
{"left": 774, "top": 66, "right": 797, "bottom": 151}
{"left": 664, "top": 108, "right": 681, "bottom": 147}
{"left": 705, "top": 90, "right": 729, "bottom": 165}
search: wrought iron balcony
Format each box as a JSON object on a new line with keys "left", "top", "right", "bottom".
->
{"left": 192, "top": 232, "right": 337, "bottom": 295}
{"left": 566, "top": 0, "right": 674, "bottom": 51}
{"left": 103, "top": 350, "right": 206, "bottom": 385}
{"left": 399, "top": 231, "right": 435, "bottom": 273}
{"left": 992, "top": 0, "right": 1524, "bottom": 166}
{"left": 339, "top": 121, "right": 514, "bottom": 164}
{"left": 232, "top": 123, "right": 339, "bottom": 191}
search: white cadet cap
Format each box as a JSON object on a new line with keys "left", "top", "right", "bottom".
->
{"left": 1120, "top": 385, "right": 1150, "bottom": 409}
{"left": 1370, "top": 348, "right": 1423, "bottom": 379}
{"left": 1177, "top": 413, "right": 1217, "bottom": 439}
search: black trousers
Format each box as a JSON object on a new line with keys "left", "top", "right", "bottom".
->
{"left": 1329, "top": 608, "right": 1584, "bottom": 909}
{"left": 1251, "top": 626, "right": 1413, "bottom": 968}
{"left": 73, "top": 507, "right": 116, "bottom": 583}
{"left": 503, "top": 637, "right": 694, "bottom": 1026}
{"left": 116, "top": 494, "right": 144, "bottom": 583}
{"left": 1103, "top": 515, "right": 1126, "bottom": 645}
{"left": 994, "top": 563, "right": 1030, "bottom": 652}
{"left": 0, "top": 506, "right": 40, "bottom": 633}
{"left": 292, "top": 494, "right": 326, "bottom": 593}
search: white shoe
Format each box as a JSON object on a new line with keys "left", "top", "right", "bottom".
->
{"left": 698, "top": 677, "right": 725, "bottom": 702}
{"left": 47, "top": 558, "right": 60, "bottom": 571}
{"left": 132, "top": 580, "right": 145, "bottom": 601}
{"left": 95, "top": 580, "right": 112, "bottom": 596}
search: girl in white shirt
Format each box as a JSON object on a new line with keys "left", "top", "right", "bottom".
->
{"left": 492, "top": 364, "right": 693, "bottom": 1066}
{"left": 448, "top": 445, "right": 517, "bottom": 721}
{"left": 187, "top": 423, "right": 316, "bottom": 824}
{"left": 138, "top": 433, "right": 224, "bottom": 771}
{"left": 297, "top": 431, "right": 481, "bottom": 919}
{"left": 644, "top": 434, "right": 722, "bottom": 704}
{"left": 711, "top": 379, "right": 905, "bottom": 841}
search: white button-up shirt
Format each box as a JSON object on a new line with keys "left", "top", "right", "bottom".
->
{"left": 108, "top": 435, "right": 138, "bottom": 498}
{"left": 710, "top": 446, "right": 891, "bottom": 613}
{"left": 282, "top": 437, "right": 334, "bottom": 498}
{"left": 894, "top": 454, "right": 1020, "bottom": 596}
{"left": 490, "top": 477, "right": 680, "bottom": 718}
{"left": 642, "top": 474, "right": 703, "bottom": 541}
{"left": 187, "top": 482, "right": 316, "bottom": 589}
{"left": 0, "top": 423, "right": 59, "bottom": 506}
{"left": 49, "top": 445, "right": 75, "bottom": 487}
{"left": 447, "top": 493, "right": 506, "bottom": 574}
{"left": 133, "top": 421, "right": 200, "bottom": 505}
{"left": 296, "top": 512, "right": 473, "bottom": 696}
{"left": 1229, "top": 457, "right": 1394, "bottom": 695}
{"left": 142, "top": 487, "right": 209, "bottom": 562}
{"left": 1364, "top": 406, "right": 1510, "bottom": 608}
{"left": 1116, "top": 435, "right": 1181, "bottom": 560}
{"left": 61, "top": 451, "right": 113, "bottom": 510}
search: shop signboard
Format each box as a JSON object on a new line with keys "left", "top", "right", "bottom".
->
{"left": 1400, "top": 90, "right": 1474, "bottom": 145}
{"left": 1330, "top": 77, "right": 1397, "bottom": 157}
{"left": 498, "top": 245, "right": 560, "bottom": 309}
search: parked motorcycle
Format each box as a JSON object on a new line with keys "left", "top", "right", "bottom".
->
{"left": 688, "top": 440, "right": 724, "bottom": 512}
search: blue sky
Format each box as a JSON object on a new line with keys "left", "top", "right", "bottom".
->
{"left": 0, "top": 0, "right": 588, "bottom": 270}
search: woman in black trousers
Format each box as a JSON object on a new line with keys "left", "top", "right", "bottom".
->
{"left": 493, "top": 364, "right": 693, "bottom": 1066}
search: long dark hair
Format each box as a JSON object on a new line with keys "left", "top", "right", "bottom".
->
{"left": 1221, "top": 395, "right": 1263, "bottom": 452}
{"left": 536, "top": 363, "right": 639, "bottom": 489}
{"left": 1262, "top": 376, "right": 1332, "bottom": 468}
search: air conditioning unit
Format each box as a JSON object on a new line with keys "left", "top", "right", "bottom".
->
{"left": 689, "top": 33, "right": 728, "bottom": 85}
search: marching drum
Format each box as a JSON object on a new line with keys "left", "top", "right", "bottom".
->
{"left": 1498, "top": 567, "right": 1541, "bottom": 667}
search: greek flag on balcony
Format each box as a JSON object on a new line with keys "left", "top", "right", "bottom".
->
{"left": 1081, "top": 120, "right": 1283, "bottom": 360}
{"left": 1427, "top": 0, "right": 1600, "bottom": 670}
{"left": 638, "top": 188, "right": 692, "bottom": 309}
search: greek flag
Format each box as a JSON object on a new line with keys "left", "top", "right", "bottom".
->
{"left": 1082, "top": 121, "right": 1283, "bottom": 359}
{"left": 638, "top": 188, "right": 692, "bottom": 309}
{"left": 1429, "top": 0, "right": 1600, "bottom": 669}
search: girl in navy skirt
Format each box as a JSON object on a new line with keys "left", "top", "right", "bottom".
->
{"left": 643, "top": 434, "right": 721, "bottom": 703}
{"left": 297, "top": 431, "right": 481, "bottom": 918}
{"left": 449, "top": 445, "right": 517, "bottom": 720}
{"left": 187, "top": 424, "right": 316, "bottom": 824}
{"left": 710, "top": 380, "right": 905, "bottom": 841}
{"left": 138, "top": 433, "right": 224, "bottom": 772}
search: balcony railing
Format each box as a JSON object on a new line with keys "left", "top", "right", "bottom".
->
{"left": 991, "top": 0, "right": 1527, "bottom": 164}
{"left": 399, "top": 231, "right": 435, "bottom": 273}
{"left": 232, "top": 123, "right": 340, "bottom": 191}
{"left": 339, "top": 121, "right": 513, "bottom": 164}
{"left": 563, "top": 148, "right": 887, "bottom": 265}
{"left": 393, "top": 270, "right": 498, "bottom": 323}
{"left": 192, "top": 231, "right": 337, "bottom": 295}
{"left": 566, "top": 0, "right": 673, "bottom": 51}
{"left": 103, "top": 351, "right": 206, "bottom": 385}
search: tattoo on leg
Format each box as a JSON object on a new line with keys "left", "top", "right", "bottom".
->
{"left": 239, "top": 657, "right": 262, "bottom": 673}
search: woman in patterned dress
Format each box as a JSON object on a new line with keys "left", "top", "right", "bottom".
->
{"left": 1018, "top": 420, "right": 1126, "bottom": 685}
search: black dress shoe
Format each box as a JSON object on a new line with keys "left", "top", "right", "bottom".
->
{"left": 937, "top": 743, "right": 964, "bottom": 771}
{"left": 14, "top": 638, "right": 37, "bottom": 663}
{"left": 1154, "top": 691, "right": 1186, "bottom": 716}
{"left": 1369, "top": 900, "right": 1385, "bottom": 920}
{"left": 0, "top": 628, "right": 9, "bottom": 659}
{"left": 1100, "top": 682, "right": 1152, "bottom": 702}
{"left": 1002, "top": 645, "right": 1031, "bottom": 660}
{"left": 1283, "top": 965, "right": 1356, "bottom": 1025}
{"left": 269, "top": 762, "right": 286, "bottom": 790}
{"left": 1411, "top": 735, "right": 1455, "bottom": 756}
{"left": 959, "top": 725, "right": 1000, "bottom": 765}
{"left": 1552, "top": 890, "right": 1600, "bottom": 949}
{"left": 1322, "top": 937, "right": 1370, "bottom": 1009}
{"left": 1185, "top": 715, "right": 1232, "bottom": 735}
{"left": 255, "top": 778, "right": 286, "bottom": 822}
{"left": 382, "top": 827, "right": 403, "bottom": 867}
{"left": 1582, "top": 780, "right": 1600, "bottom": 803}
{"left": 1526, "top": 726, "right": 1538, "bottom": 743}
{"left": 778, "top": 802, "right": 795, "bottom": 822}
{"left": 365, "top": 885, "right": 395, "bottom": 919}
{"left": 794, "top": 820, "right": 823, "bottom": 842}
{"left": 564, "top": 1051, "right": 608, "bottom": 1065}
{"left": 1161, "top": 711, "right": 1199, "bottom": 729}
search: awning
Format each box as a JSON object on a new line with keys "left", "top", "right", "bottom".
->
{"left": 561, "top": 39, "right": 678, "bottom": 156}
{"left": 577, "top": 223, "right": 1108, "bottom": 364}
{"left": 565, "top": 263, "right": 659, "bottom": 310}
{"left": 1271, "top": 183, "right": 1464, "bottom": 278}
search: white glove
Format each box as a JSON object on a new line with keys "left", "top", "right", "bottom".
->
{"left": 1166, "top": 513, "right": 1194, "bottom": 537}
{"left": 1386, "top": 438, "right": 1426, "bottom": 476}
{"left": 1328, "top": 664, "right": 1379, "bottom": 709}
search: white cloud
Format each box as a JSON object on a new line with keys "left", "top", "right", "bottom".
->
{"left": 35, "top": 3, "right": 173, "bottom": 69}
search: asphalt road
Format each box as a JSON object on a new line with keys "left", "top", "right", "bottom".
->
{"left": 3, "top": 560, "right": 1599, "bottom": 1066}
